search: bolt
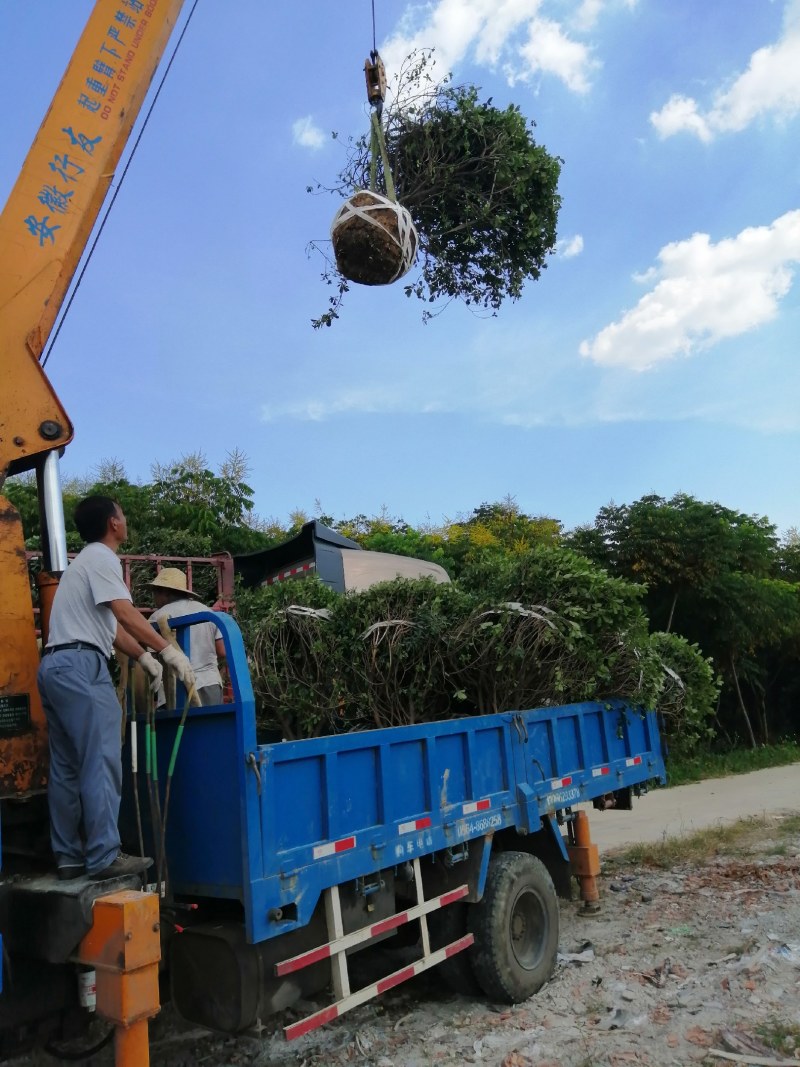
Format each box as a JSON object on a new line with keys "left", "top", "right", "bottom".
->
{"left": 13, "top": 436, "right": 24, "bottom": 447}
{"left": 39, "top": 420, "right": 62, "bottom": 440}
{"left": 152, "top": 922, "right": 160, "bottom": 932}
{"left": 125, "top": 931, "right": 133, "bottom": 941}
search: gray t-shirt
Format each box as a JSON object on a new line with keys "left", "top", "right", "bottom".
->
{"left": 149, "top": 598, "right": 223, "bottom": 691}
{"left": 47, "top": 541, "right": 131, "bottom": 656}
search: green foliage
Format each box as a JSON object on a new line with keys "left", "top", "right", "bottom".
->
{"left": 313, "top": 51, "right": 562, "bottom": 326}
{"left": 446, "top": 599, "right": 573, "bottom": 713}
{"left": 647, "top": 631, "right": 719, "bottom": 756}
{"left": 148, "top": 460, "right": 252, "bottom": 540}
{"left": 776, "top": 530, "right": 800, "bottom": 582}
{"left": 4, "top": 477, "right": 42, "bottom": 549}
{"left": 6, "top": 452, "right": 274, "bottom": 558}
{"left": 235, "top": 579, "right": 341, "bottom": 740}
{"left": 588, "top": 493, "right": 778, "bottom": 630}
{"left": 242, "top": 547, "right": 681, "bottom": 739}
{"left": 570, "top": 493, "right": 797, "bottom": 749}
{"left": 335, "top": 578, "right": 472, "bottom": 728}
{"left": 7, "top": 456, "right": 798, "bottom": 759}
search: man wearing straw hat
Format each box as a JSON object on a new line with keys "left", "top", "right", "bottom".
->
{"left": 147, "top": 568, "right": 226, "bottom": 708}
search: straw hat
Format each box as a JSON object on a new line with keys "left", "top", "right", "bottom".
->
{"left": 147, "top": 568, "right": 202, "bottom": 599}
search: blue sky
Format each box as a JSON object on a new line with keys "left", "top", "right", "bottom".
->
{"left": 2, "top": 1, "right": 798, "bottom": 536}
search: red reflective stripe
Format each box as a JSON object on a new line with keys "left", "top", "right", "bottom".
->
{"left": 377, "top": 963, "right": 416, "bottom": 995}
{"left": 371, "top": 910, "right": 409, "bottom": 937}
{"left": 399, "top": 815, "right": 432, "bottom": 834}
{"left": 285, "top": 1003, "right": 339, "bottom": 1040}
{"left": 445, "top": 933, "right": 474, "bottom": 957}
{"left": 274, "top": 942, "right": 331, "bottom": 977}
{"left": 477, "top": 799, "right": 490, "bottom": 811}
{"left": 440, "top": 887, "right": 467, "bottom": 907}
{"left": 265, "top": 562, "right": 315, "bottom": 586}
{"left": 313, "top": 835, "right": 356, "bottom": 860}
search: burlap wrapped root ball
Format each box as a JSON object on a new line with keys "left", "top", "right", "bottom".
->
{"left": 331, "top": 191, "right": 418, "bottom": 285}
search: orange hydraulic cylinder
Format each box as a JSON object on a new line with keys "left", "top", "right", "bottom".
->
{"left": 114, "top": 1019, "right": 151, "bottom": 1065}
{"left": 36, "top": 570, "right": 60, "bottom": 651}
{"left": 78, "top": 890, "right": 161, "bottom": 1067}
{"left": 566, "top": 810, "right": 601, "bottom": 914}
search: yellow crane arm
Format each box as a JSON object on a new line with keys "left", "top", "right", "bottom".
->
{"left": 0, "top": 0, "right": 186, "bottom": 477}
{"left": 0, "top": 0, "right": 188, "bottom": 799}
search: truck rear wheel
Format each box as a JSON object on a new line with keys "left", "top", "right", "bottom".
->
{"left": 467, "top": 851, "right": 559, "bottom": 1003}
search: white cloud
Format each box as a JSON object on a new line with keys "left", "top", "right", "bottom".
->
{"left": 292, "top": 116, "right": 326, "bottom": 150}
{"left": 650, "top": 1, "right": 800, "bottom": 140}
{"left": 558, "top": 234, "right": 584, "bottom": 258}
{"left": 263, "top": 387, "right": 409, "bottom": 423}
{"left": 579, "top": 210, "right": 800, "bottom": 370}
{"left": 381, "top": 0, "right": 612, "bottom": 97}
{"left": 515, "top": 18, "right": 598, "bottom": 94}
{"left": 650, "top": 94, "right": 712, "bottom": 142}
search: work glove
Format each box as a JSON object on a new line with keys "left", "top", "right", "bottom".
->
{"left": 137, "top": 650, "right": 163, "bottom": 694}
{"left": 159, "top": 644, "right": 196, "bottom": 691}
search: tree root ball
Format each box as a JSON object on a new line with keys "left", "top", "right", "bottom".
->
{"left": 331, "top": 191, "right": 418, "bottom": 286}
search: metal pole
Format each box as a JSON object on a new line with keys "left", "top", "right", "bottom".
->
{"left": 39, "top": 450, "right": 68, "bottom": 573}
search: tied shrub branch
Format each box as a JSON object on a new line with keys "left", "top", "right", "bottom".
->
{"left": 236, "top": 547, "right": 718, "bottom": 749}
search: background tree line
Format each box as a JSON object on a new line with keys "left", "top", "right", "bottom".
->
{"left": 7, "top": 454, "right": 799, "bottom": 753}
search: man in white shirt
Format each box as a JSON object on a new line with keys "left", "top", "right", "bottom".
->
{"left": 37, "top": 496, "right": 196, "bottom": 881}
{"left": 147, "top": 569, "right": 226, "bottom": 707}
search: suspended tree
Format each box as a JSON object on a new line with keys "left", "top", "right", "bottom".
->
{"left": 312, "top": 51, "right": 562, "bottom": 326}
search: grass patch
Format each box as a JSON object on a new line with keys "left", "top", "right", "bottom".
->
{"left": 665, "top": 740, "right": 800, "bottom": 787}
{"left": 776, "top": 812, "right": 800, "bottom": 836}
{"left": 605, "top": 815, "right": 772, "bottom": 870}
{"left": 756, "top": 1018, "right": 800, "bottom": 1056}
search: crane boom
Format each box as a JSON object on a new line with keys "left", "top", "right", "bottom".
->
{"left": 0, "top": 0, "right": 187, "bottom": 798}
{"left": 0, "top": 0, "right": 185, "bottom": 478}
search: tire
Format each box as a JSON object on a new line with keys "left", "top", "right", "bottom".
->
{"left": 428, "top": 902, "right": 481, "bottom": 996}
{"left": 467, "top": 851, "right": 559, "bottom": 1003}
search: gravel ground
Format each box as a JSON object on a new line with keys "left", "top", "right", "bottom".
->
{"left": 20, "top": 810, "right": 800, "bottom": 1067}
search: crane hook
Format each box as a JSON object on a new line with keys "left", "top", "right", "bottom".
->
{"left": 364, "top": 49, "right": 386, "bottom": 115}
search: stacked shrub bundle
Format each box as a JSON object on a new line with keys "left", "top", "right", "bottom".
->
{"left": 235, "top": 545, "right": 718, "bottom": 754}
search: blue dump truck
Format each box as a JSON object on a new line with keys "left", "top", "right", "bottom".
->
{"left": 140, "top": 610, "right": 664, "bottom": 1041}
{"left": 0, "top": 608, "right": 665, "bottom": 1056}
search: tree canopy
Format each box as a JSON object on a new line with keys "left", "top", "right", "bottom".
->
{"left": 7, "top": 464, "right": 798, "bottom": 754}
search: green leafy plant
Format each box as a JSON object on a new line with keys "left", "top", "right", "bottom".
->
{"left": 312, "top": 51, "right": 562, "bottom": 326}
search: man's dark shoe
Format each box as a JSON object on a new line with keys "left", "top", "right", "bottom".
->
{"left": 57, "top": 864, "right": 86, "bottom": 881}
{"left": 88, "top": 853, "right": 152, "bottom": 881}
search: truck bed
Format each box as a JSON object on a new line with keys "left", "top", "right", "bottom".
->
{"left": 141, "top": 613, "right": 666, "bottom": 945}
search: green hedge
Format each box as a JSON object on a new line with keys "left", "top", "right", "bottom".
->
{"left": 234, "top": 546, "right": 719, "bottom": 747}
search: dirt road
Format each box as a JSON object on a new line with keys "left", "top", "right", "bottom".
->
{"left": 590, "top": 762, "right": 800, "bottom": 851}
{"left": 19, "top": 766, "right": 800, "bottom": 1067}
